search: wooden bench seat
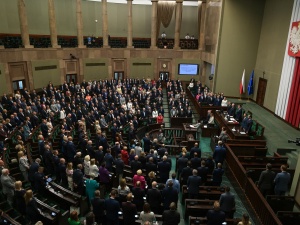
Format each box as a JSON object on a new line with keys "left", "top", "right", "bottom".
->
{"left": 181, "top": 185, "right": 225, "bottom": 203}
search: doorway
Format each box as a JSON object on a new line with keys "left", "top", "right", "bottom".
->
{"left": 12, "top": 79, "right": 26, "bottom": 91}
{"left": 256, "top": 78, "right": 267, "bottom": 106}
{"left": 66, "top": 74, "right": 77, "bottom": 84}
{"left": 159, "top": 71, "right": 169, "bottom": 82}
{"left": 114, "top": 71, "right": 124, "bottom": 80}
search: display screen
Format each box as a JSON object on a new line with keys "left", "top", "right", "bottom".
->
{"left": 178, "top": 64, "right": 199, "bottom": 75}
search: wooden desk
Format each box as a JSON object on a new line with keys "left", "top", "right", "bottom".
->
{"left": 181, "top": 185, "right": 225, "bottom": 203}
{"left": 201, "top": 125, "right": 219, "bottom": 137}
{"left": 1, "top": 212, "right": 22, "bottom": 225}
{"left": 215, "top": 111, "right": 249, "bottom": 140}
{"left": 35, "top": 198, "right": 61, "bottom": 225}
{"left": 47, "top": 182, "right": 89, "bottom": 216}
{"left": 183, "top": 123, "right": 198, "bottom": 137}
{"left": 185, "top": 199, "right": 214, "bottom": 219}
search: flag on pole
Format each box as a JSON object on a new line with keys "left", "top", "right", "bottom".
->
{"left": 239, "top": 69, "right": 245, "bottom": 94}
{"left": 247, "top": 70, "right": 254, "bottom": 95}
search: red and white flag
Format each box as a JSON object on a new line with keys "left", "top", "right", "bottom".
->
{"left": 240, "top": 69, "right": 245, "bottom": 94}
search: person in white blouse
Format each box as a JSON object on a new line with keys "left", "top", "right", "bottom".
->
{"left": 89, "top": 159, "right": 99, "bottom": 178}
{"left": 83, "top": 155, "right": 91, "bottom": 176}
{"left": 221, "top": 96, "right": 228, "bottom": 107}
{"left": 152, "top": 108, "right": 158, "bottom": 118}
{"left": 127, "top": 100, "right": 133, "bottom": 111}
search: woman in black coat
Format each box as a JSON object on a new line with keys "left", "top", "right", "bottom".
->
{"left": 14, "top": 181, "right": 26, "bottom": 215}
{"left": 24, "top": 190, "right": 41, "bottom": 224}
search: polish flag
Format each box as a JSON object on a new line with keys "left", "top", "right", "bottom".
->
{"left": 240, "top": 69, "right": 245, "bottom": 94}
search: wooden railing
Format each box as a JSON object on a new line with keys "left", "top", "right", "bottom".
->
{"left": 225, "top": 144, "right": 283, "bottom": 225}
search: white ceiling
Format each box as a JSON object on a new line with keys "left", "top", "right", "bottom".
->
{"left": 84, "top": 0, "right": 199, "bottom": 6}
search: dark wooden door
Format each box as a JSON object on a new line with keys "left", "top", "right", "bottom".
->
{"left": 256, "top": 78, "right": 267, "bottom": 106}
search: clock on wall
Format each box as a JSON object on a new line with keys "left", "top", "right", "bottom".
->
{"left": 162, "top": 63, "right": 167, "bottom": 68}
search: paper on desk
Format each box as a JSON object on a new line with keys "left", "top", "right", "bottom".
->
{"left": 203, "top": 125, "right": 207, "bottom": 128}
{"left": 228, "top": 121, "right": 233, "bottom": 123}
{"left": 240, "top": 132, "right": 246, "bottom": 134}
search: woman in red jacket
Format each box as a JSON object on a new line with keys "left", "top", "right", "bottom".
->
{"left": 121, "top": 146, "right": 129, "bottom": 165}
{"left": 133, "top": 169, "right": 146, "bottom": 189}
{"left": 157, "top": 113, "right": 164, "bottom": 124}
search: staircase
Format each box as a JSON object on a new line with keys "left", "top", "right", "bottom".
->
{"left": 162, "top": 88, "right": 171, "bottom": 128}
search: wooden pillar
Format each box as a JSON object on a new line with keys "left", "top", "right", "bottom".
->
{"left": 48, "top": 0, "right": 60, "bottom": 48}
{"left": 102, "top": 0, "right": 110, "bottom": 48}
{"left": 198, "top": 0, "right": 207, "bottom": 50}
{"left": 18, "top": 0, "right": 33, "bottom": 48}
{"left": 127, "top": 0, "right": 133, "bottom": 48}
{"left": 174, "top": 0, "right": 183, "bottom": 49}
{"left": 151, "top": 0, "right": 158, "bottom": 49}
{"left": 76, "top": 0, "right": 86, "bottom": 48}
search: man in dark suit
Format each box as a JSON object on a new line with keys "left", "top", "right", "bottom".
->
{"left": 181, "top": 161, "right": 193, "bottom": 186}
{"left": 132, "top": 181, "right": 145, "bottom": 212}
{"left": 235, "top": 104, "right": 243, "bottom": 122}
{"left": 158, "top": 156, "right": 171, "bottom": 183}
{"left": 190, "top": 142, "right": 201, "bottom": 159}
{"left": 219, "top": 186, "right": 236, "bottom": 219}
{"left": 66, "top": 136, "right": 76, "bottom": 162}
{"left": 187, "top": 169, "right": 202, "bottom": 198}
{"left": 73, "top": 164, "right": 84, "bottom": 195}
{"left": 145, "top": 157, "right": 157, "bottom": 175}
{"left": 190, "top": 152, "right": 201, "bottom": 169}
{"left": 28, "top": 158, "right": 41, "bottom": 187}
{"left": 197, "top": 160, "right": 209, "bottom": 185}
{"left": 115, "top": 154, "right": 124, "bottom": 183}
{"left": 34, "top": 166, "right": 47, "bottom": 194}
{"left": 177, "top": 153, "right": 188, "bottom": 179}
{"left": 162, "top": 202, "right": 180, "bottom": 225}
{"left": 207, "top": 201, "right": 226, "bottom": 225}
{"left": 130, "top": 155, "right": 142, "bottom": 175}
{"left": 105, "top": 190, "right": 120, "bottom": 225}
{"left": 274, "top": 164, "right": 291, "bottom": 196}
{"left": 147, "top": 181, "right": 162, "bottom": 214}
{"left": 162, "top": 181, "right": 178, "bottom": 210}
{"left": 213, "top": 141, "right": 226, "bottom": 165}
{"left": 257, "top": 163, "right": 276, "bottom": 197}
{"left": 245, "top": 115, "right": 253, "bottom": 134}
{"left": 40, "top": 119, "right": 49, "bottom": 138}
{"left": 122, "top": 193, "right": 137, "bottom": 225}
{"left": 142, "top": 133, "right": 151, "bottom": 153}
{"left": 212, "top": 163, "right": 224, "bottom": 186}
{"left": 91, "top": 190, "right": 106, "bottom": 224}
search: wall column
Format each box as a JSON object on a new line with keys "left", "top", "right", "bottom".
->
{"left": 198, "top": 0, "right": 207, "bottom": 50}
{"left": 48, "top": 0, "right": 60, "bottom": 48}
{"left": 127, "top": 0, "right": 133, "bottom": 48}
{"left": 102, "top": 0, "right": 110, "bottom": 48}
{"left": 151, "top": 0, "right": 158, "bottom": 49}
{"left": 18, "top": 0, "right": 33, "bottom": 48}
{"left": 76, "top": 0, "right": 86, "bottom": 48}
{"left": 174, "top": 0, "right": 183, "bottom": 49}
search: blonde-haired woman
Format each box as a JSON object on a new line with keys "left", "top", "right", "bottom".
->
{"left": 24, "top": 190, "right": 41, "bottom": 224}
{"left": 89, "top": 158, "right": 99, "bottom": 179}
{"left": 84, "top": 155, "right": 91, "bottom": 176}
{"left": 18, "top": 151, "right": 30, "bottom": 181}
{"left": 66, "top": 162, "right": 74, "bottom": 191}
{"left": 15, "top": 181, "right": 26, "bottom": 215}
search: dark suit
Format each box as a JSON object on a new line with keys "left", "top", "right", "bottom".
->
{"left": 91, "top": 197, "right": 106, "bottom": 224}
{"left": 145, "top": 162, "right": 157, "bottom": 174}
{"left": 162, "top": 186, "right": 178, "bottom": 210}
{"left": 181, "top": 166, "right": 193, "bottom": 185}
{"left": 274, "top": 171, "right": 291, "bottom": 195}
{"left": 105, "top": 197, "right": 120, "bottom": 225}
{"left": 212, "top": 168, "right": 224, "bottom": 186}
{"left": 197, "top": 166, "right": 209, "bottom": 184}
{"left": 28, "top": 162, "right": 39, "bottom": 186}
{"left": 213, "top": 146, "right": 226, "bottom": 165}
{"left": 162, "top": 209, "right": 181, "bottom": 225}
{"left": 26, "top": 198, "right": 41, "bottom": 224}
{"left": 130, "top": 160, "right": 142, "bottom": 175}
{"left": 142, "top": 136, "right": 151, "bottom": 152}
{"left": 73, "top": 169, "right": 84, "bottom": 195}
{"left": 122, "top": 201, "right": 137, "bottom": 225}
{"left": 177, "top": 157, "right": 188, "bottom": 178}
{"left": 187, "top": 175, "right": 201, "bottom": 198}
{"left": 219, "top": 192, "right": 236, "bottom": 218}
{"left": 147, "top": 188, "right": 162, "bottom": 214}
{"left": 206, "top": 209, "right": 226, "bottom": 225}
{"left": 34, "top": 172, "right": 46, "bottom": 193}
{"left": 158, "top": 161, "right": 171, "bottom": 183}
{"left": 132, "top": 187, "right": 145, "bottom": 212}
{"left": 258, "top": 169, "right": 275, "bottom": 196}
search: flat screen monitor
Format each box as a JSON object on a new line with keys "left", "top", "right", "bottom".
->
{"left": 178, "top": 63, "right": 199, "bottom": 75}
